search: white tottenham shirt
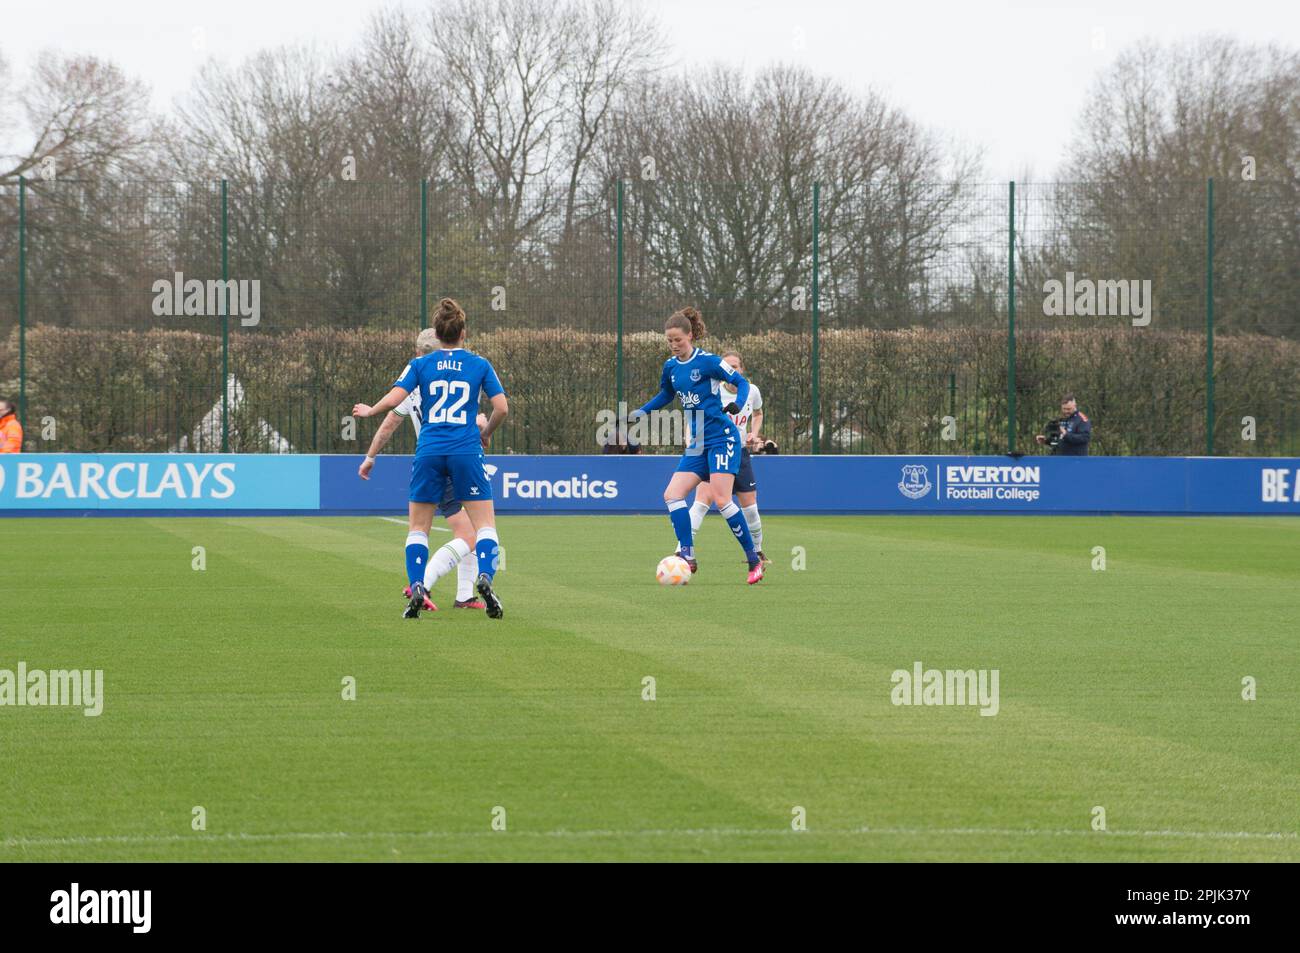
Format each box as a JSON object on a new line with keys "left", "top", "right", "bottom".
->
{"left": 719, "top": 381, "right": 762, "bottom": 442}
{"left": 393, "top": 391, "right": 423, "bottom": 439}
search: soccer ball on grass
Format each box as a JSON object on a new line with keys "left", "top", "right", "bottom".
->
{"left": 656, "top": 555, "right": 691, "bottom": 586}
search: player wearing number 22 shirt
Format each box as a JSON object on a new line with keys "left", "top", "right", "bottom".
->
{"left": 393, "top": 348, "right": 503, "bottom": 497}
{"left": 389, "top": 344, "right": 506, "bottom": 620}
{"left": 353, "top": 297, "right": 507, "bottom": 620}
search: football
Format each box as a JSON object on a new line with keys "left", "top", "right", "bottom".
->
{"left": 656, "top": 555, "right": 692, "bottom": 586}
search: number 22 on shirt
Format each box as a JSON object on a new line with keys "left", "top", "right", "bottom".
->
{"left": 426, "top": 380, "right": 470, "bottom": 424}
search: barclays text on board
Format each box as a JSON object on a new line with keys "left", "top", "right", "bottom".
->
{"left": 0, "top": 455, "right": 320, "bottom": 510}
{"left": 1, "top": 460, "right": 237, "bottom": 500}
{"left": 2, "top": 454, "right": 1298, "bottom": 515}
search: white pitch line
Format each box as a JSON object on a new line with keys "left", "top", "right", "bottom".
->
{"left": 377, "top": 517, "right": 449, "bottom": 532}
{"left": 2, "top": 827, "right": 1295, "bottom": 850}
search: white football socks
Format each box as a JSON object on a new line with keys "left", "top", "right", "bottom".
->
{"left": 424, "top": 537, "right": 471, "bottom": 590}
{"left": 689, "top": 500, "right": 710, "bottom": 536}
{"left": 456, "top": 551, "right": 476, "bottom": 602}
{"left": 687, "top": 499, "right": 761, "bottom": 547}
{"left": 742, "top": 503, "right": 763, "bottom": 549}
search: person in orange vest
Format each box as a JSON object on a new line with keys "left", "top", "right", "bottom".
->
{"left": 0, "top": 398, "right": 22, "bottom": 453}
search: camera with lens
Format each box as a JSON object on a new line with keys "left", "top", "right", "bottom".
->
{"left": 755, "top": 439, "right": 780, "bottom": 455}
{"left": 1043, "top": 418, "right": 1065, "bottom": 448}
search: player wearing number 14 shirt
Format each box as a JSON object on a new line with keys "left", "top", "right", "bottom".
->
{"left": 630, "top": 306, "right": 764, "bottom": 585}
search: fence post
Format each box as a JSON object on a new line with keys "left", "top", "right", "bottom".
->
{"left": 1205, "top": 177, "right": 1215, "bottom": 456}
{"left": 17, "top": 176, "right": 25, "bottom": 436}
{"left": 812, "top": 181, "right": 821, "bottom": 454}
{"left": 1007, "top": 181, "right": 1017, "bottom": 456}
{"left": 420, "top": 179, "right": 428, "bottom": 330}
{"left": 616, "top": 179, "right": 624, "bottom": 411}
{"left": 221, "top": 179, "right": 229, "bottom": 453}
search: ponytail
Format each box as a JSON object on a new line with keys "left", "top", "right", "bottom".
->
{"left": 665, "top": 306, "right": 706, "bottom": 341}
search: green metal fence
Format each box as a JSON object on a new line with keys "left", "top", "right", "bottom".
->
{"left": 1, "top": 178, "right": 1297, "bottom": 456}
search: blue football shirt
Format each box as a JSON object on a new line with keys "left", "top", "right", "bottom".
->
{"left": 637, "top": 347, "right": 749, "bottom": 452}
{"left": 393, "top": 348, "right": 503, "bottom": 455}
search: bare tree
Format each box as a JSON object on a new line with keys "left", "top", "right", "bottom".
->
{"left": 605, "top": 65, "right": 981, "bottom": 334}
{"left": 556, "top": 0, "right": 664, "bottom": 241}
{"left": 428, "top": 0, "right": 571, "bottom": 263}
{"left": 173, "top": 46, "right": 345, "bottom": 183}
{"left": 0, "top": 50, "right": 14, "bottom": 155}
{"left": 172, "top": 47, "right": 378, "bottom": 327}
{"left": 337, "top": 7, "right": 459, "bottom": 182}
{"left": 0, "top": 50, "right": 156, "bottom": 184}
{"left": 1058, "top": 36, "right": 1300, "bottom": 336}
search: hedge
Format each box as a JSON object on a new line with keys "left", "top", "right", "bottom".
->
{"left": 2, "top": 325, "right": 1297, "bottom": 455}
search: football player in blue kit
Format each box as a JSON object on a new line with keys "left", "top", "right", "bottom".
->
{"left": 357, "top": 327, "right": 487, "bottom": 612}
{"left": 352, "top": 298, "right": 508, "bottom": 619}
{"left": 630, "top": 307, "right": 765, "bottom": 585}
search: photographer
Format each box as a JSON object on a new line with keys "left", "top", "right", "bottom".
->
{"left": 1036, "top": 394, "right": 1091, "bottom": 456}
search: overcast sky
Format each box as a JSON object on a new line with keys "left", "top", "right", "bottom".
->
{"left": 4, "top": 0, "right": 1296, "bottom": 179}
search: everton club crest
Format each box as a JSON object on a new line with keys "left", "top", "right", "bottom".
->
{"left": 897, "top": 464, "right": 932, "bottom": 500}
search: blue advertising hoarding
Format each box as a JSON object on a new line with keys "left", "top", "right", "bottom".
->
{"left": 3, "top": 453, "right": 1299, "bottom": 516}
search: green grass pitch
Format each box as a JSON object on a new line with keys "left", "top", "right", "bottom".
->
{"left": 2, "top": 514, "right": 1297, "bottom": 862}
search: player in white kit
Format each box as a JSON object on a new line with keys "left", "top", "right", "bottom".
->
{"left": 358, "top": 329, "right": 485, "bottom": 611}
{"left": 686, "top": 350, "right": 769, "bottom": 567}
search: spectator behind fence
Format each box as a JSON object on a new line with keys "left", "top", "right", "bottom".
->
{"left": 0, "top": 399, "right": 21, "bottom": 453}
{"left": 602, "top": 426, "right": 642, "bottom": 454}
{"left": 1036, "top": 394, "right": 1091, "bottom": 456}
